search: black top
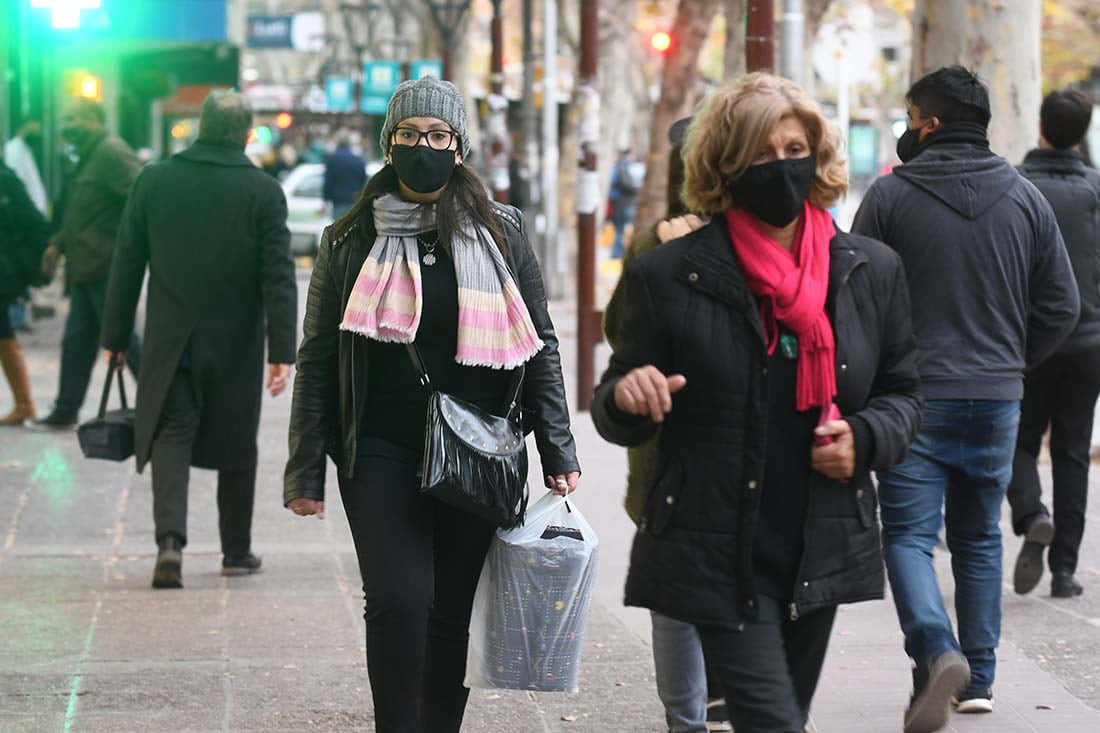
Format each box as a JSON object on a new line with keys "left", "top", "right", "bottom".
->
{"left": 363, "top": 232, "right": 516, "bottom": 452}
{"left": 752, "top": 329, "right": 816, "bottom": 602}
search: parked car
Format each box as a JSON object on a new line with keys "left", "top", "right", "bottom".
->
{"left": 282, "top": 160, "right": 383, "bottom": 257}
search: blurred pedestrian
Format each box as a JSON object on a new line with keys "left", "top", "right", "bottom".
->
{"left": 592, "top": 73, "right": 922, "bottom": 733}
{"left": 602, "top": 117, "right": 724, "bottom": 733}
{"left": 0, "top": 160, "right": 49, "bottom": 425}
{"left": 852, "top": 66, "right": 1079, "bottom": 727}
{"left": 323, "top": 131, "right": 367, "bottom": 220}
{"left": 284, "top": 76, "right": 580, "bottom": 732}
{"left": 609, "top": 149, "right": 641, "bottom": 258}
{"left": 27, "top": 99, "right": 142, "bottom": 431}
{"left": 1008, "top": 90, "right": 1100, "bottom": 600}
{"left": 4, "top": 120, "right": 47, "bottom": 215}
{"left": 101, "top": 91, "right": 298, "bottom": 589}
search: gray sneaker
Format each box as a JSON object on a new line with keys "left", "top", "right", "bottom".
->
{"left": 904, "top": 651, "right": 970, "bottom": 733}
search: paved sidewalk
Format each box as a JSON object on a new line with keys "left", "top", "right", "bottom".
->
{"left": 2, "top": 289, "right": 1099, "bottom": 731}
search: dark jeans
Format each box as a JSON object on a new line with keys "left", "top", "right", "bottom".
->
{"left": 1008, "top": 347, "right": 1100, "bottom": 575}
{"left": 697, "top": 596, "right": 837, "bottom": 733}
{"left": 339, "top": 437, "right": 497, "bottom": 733}
{"left": 56, "top": 277, "right": 141, "bottom": 419}
{"left": 879, "top": 399, "right": 1020, "bottom": 694}
{"left": 150, "top": 369, "right": 255, "bottom": 556}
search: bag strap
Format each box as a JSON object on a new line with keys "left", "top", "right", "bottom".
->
{"left": 404, "top": 342, "right": 525, "bottom": 419}
{"left": 96, "top": 360, "right": 130, "bottom": 418}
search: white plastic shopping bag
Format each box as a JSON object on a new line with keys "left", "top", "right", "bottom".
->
{"left": 465, "top": 491, "right": 599, "bottom": 692}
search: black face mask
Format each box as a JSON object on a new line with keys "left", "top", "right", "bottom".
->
{"left": 390, "top": 144, "right": 457, "bottom": 194}
{"left": 729, "top": 156, "right": 816, "bottom": 228}
{"left": 896, "top": 126, "right": 924, "bottom": 163}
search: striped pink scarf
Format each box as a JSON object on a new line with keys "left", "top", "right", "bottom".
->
{"left": 339, "top": 194, "right": 544, "bottom": 369}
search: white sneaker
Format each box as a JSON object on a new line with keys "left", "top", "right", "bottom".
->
{"left": 952, "top": 692, "right": 994, "bottom": 714}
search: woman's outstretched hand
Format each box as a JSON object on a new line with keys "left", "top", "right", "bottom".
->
{"left": 613, "top": 366, "right": 687, "bottom": 423}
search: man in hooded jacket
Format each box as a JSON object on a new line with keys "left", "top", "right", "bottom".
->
{"left": 852, "top": 66, "right": 1079, "bottom": 732}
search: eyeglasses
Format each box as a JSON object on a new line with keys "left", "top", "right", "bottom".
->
{"left": 392, "top": 127, "right": 458, "bottom": 151}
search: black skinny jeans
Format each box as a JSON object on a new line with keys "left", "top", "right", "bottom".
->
{"left": 339, "top": 437, "right": 497, "bottom": 733}
{"left": 698, "top": 596, "right": 837, "bottom": 733}
{"left": 1008, "top": 346, "right": 1100, "bottom": 574}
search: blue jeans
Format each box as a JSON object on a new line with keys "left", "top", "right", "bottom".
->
{"left": 55, "top": 277, "right": 141, "bottom": 419}
{"left": 879, "top": 399, "right": 1020, "bottom": 693}
{"left": 651, "top": 611, "right": 708, "bottom": 733}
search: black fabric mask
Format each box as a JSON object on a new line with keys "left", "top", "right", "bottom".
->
{"left": 896, "top": 126, "right": 923, "bottom": 163}
{"left": 391, "top": 145, "right": 457, "bottom": 194}
{"left": 729, "top": 156, "right": 816, "bottom": 228}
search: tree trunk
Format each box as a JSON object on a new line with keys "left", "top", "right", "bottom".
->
{"left": 724, "top": 0, "right": 746, "bottom": 80}
{"left": 911, "top": 0, "right": 1041, "bottom": 164}
{"left": 634, "top": 0, "right": 723, "bottom": 236}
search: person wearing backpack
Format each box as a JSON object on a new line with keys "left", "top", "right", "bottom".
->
{"left": 610, "top": 149, "right": 641, "bottom": 259}
{"left": 0, "top": 159, "right": 49, "bottom": 425}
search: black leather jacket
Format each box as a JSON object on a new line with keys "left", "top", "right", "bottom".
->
{"left": 284, "top": 203, "right": 580, "bottom": 504}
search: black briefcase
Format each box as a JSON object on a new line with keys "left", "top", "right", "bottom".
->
{"left": 78, "top": 361, "right": 135, "bottom": 462}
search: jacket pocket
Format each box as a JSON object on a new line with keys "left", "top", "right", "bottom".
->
{"left": 854, "top": 478, "right": 878, "bottom": 529}
{"left": 642, "top": 456, "right": 683, "bottom": 536}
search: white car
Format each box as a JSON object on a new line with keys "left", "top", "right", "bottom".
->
{"left": 282, "top": 161, "right": 383, "bottom": 257}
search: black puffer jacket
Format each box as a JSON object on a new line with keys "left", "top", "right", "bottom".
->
{"left": 591, "top": 217, "right": 922, "bottom": 627}
{"left": 284, "top": 203, "right": 579, "bottom": 504}
{"left": 1018, "top": 148, "right": 1100, "bottom": 355}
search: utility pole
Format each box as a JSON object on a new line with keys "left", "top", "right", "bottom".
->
{"left": 488, "top": 0, "right": 509, "bottom": 203}
{"left": 541, "top": 0, "right": 560, "bottom": 298}
{"left": 746, "top": 0, "right": 775, "bottom": 72}
{"left": 575, "top": 0, "right": 599, "bottom": 411}
{"left": 779, "top": 0, "right": 804, "bottom": 83}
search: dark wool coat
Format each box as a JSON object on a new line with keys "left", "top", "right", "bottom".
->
{"left": 0, "top": 162, "right": 50, "bottom": 299}
{"left": 101, "top": 141, "right": 298, "bottom": 471}
{"left": 592, "top": 217, "right": 923, "bottom": 627}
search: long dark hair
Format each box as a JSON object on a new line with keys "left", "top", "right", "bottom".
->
{"left": 329, "top": 157, "right": 507, "bottom": 256}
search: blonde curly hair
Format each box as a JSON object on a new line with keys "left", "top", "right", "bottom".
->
{"left": 682, "top": 73, "right": 848, "bottom": 215}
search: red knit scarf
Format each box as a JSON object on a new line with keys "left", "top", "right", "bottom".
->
{"left": 726, "top": 202, "right": 836, "bottom": 411}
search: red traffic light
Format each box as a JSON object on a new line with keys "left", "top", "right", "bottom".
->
{"left": 275, "top": 112, "right": 293, "bottom": 129}
{"left": 651, "top": 31, "right": 672, "bottom": 53}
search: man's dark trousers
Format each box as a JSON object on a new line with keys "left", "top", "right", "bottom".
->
{"left": 56, "top": 276, "right": 141, "bottom": 419}
{"left": 151, "top": 368, "right": 255, "bottom": 556}
{"left": 1008, "top": 346, "right": 1100, "bottom": 575}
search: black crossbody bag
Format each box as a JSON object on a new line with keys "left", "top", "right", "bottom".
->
{"left": 406, "top": 344, "right": 529, "bottom": 529}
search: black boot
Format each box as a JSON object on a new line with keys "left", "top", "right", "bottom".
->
{"left": 1014, "top": 514, "right": 1054, "bottom": 595}
{"left": 1051, "top": 571, "right": 1083, "bottom": 598}
{"left": 221, "top": 552, "right": 262, "bottom": 576}
{"left": 152, "top": 536, "right": 184, "bottom": 589}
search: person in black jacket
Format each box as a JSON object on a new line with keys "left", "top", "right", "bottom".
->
{"left": 0, "top": 161, "right": 49, "bottom": 425}
{"left": 852, "top": 67, "right": 1079, "bottom": 727}
{"left": 1009, "top": 90, "right": 1100, "bottom": 600}
{"left": 283, "top": 76, "right": 580, "bottom": 733}
{"left": 102, "top": 91, "right": 298, "bottom": 589}
{"left": 592, "top": 73, "right": 922, "bottom": 733}
{"left": 323, "top": 132, "right": 368, "bottom": 219}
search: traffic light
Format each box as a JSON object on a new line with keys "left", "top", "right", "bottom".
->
{"left": 650, "top": 31, "right": 672, "bottom": 54}
{"left": 65, "top": 70, "right": 102, "bottom": 101}
{"left": 275, "top": 112, "right": 293, "bottom": 129}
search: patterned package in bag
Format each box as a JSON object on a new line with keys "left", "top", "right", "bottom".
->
{"left": 465, "top": 491, "right": 599, "bottom": 692}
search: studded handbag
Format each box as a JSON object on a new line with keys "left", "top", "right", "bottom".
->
{"left": 406, "top": 344, "right": 529, "bottom": 529}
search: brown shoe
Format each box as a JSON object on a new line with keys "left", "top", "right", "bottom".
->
{"left": 0, "top": 339, "right": 36, "bottom": 426}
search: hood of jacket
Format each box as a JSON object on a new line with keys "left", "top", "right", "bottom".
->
{"left": 1020, "top": 147, "right": 1088, "bottom": 176}
{"left": 893, "top": 141, "right": 1018, "bottom": 221}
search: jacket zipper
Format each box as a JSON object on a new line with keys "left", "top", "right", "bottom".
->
{"left": 788, "top": 248, "right": 866, "bottom": 623}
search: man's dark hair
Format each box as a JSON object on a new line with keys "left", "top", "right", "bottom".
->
{"left": 71, "top": 99, "right": 106, "bottom": 125}
{"left": 198, "top": 90, "right": 253, "bottom": 148}
{"left": 1040, "top": 90, "right": 1093, "bottom": 150}
{"left": 906, "top": 66, "right": 992, "bottom": 128}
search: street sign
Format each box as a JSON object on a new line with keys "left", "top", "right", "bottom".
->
{"left": 409, "top": 60, "right": 444, "bottom": 81}
{"left": 325, "top": 77, "right": 354, "bottom": 113}
{"left": 247, "top": 12, "right": 324, "bottom": 51}
{"left": 362, "top": 61, "right": 402, "bottom": 115}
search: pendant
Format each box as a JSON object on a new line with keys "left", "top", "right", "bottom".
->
{"left": 780, "top": 333, "right": 798, "bottom": 360}
{"left": 423, "top": 252, "right": 436, "bottom": 266}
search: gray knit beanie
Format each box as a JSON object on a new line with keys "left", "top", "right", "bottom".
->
{"left": 379, "top": 76, "right": 471, "bottom": 159}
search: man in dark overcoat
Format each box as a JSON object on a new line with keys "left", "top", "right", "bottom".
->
{"left": 101, "top": 91, "right": 297, "bottom": 589}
